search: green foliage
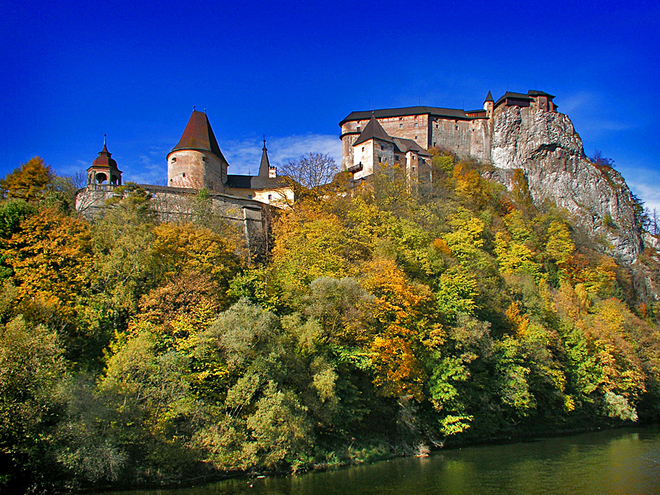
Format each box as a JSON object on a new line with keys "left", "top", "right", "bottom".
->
{"left": 1, "top": 156, "right": 659, "bottom": 491}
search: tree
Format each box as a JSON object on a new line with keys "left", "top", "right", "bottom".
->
{"left": 281, "top": 152, "right": 338, "bottom": 190}
{"left": 0, "top": 317, "right": 67, "bottom": 490}
{"left": 0, "top": 157, "right": 55, "bottom": 202}
{"left": 590, "top": 150, "right": 615, "bottom": 168}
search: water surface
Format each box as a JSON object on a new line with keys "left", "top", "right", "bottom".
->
{"left": 102, "top": 425, "right": 660, "bottom": 495}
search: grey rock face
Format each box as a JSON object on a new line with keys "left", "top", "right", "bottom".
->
{"left": 490, "top": 105, "right": 644, "bottom": 264}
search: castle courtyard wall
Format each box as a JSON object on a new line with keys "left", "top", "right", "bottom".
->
{"left": 76, "top": 184, "right": 271, "bottom": 260}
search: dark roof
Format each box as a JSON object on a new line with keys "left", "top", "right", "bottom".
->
{"left": 392, "top": 137, "right": 431, "bottom": 156}
{"left": 340, "top": 106, "right": 472, "bottom": 126}
{"left": 171, "top": 110, "right": 227, "bottom": 162}
{"left": 258, "top": 140, "right": 271, "bottom": 177}
{"left": 90, "top": 141, "right": 120, "bottom": 171}
{"left": 353, "top": 114, "right": 394, "bottom": 146}
{"left": 225, "top": 174, "right": 252, "bottom": 189}
{"left": 528, "top": 90, "right": 555, "bottom": 98}
{"left": 226, "top": 174, "right": 288, "bottom": 191}
{"left": 495, "top": 90, "right": 555, "bottom": 108}
{"left": 484, "top": 90, "right": 494, "bottom": 102}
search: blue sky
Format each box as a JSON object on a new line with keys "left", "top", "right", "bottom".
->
{"left": 1, "top": 0, "right": 659, "bottom": 210}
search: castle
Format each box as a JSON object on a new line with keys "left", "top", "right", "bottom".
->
{"left": 76, "top": 90, "right": 559, "bottom": 258}
{"left": 338, "top": 90, "right": 557, "bottom": 182}
{"left": 77, "top": 110, "right": 294, "bottom": 259}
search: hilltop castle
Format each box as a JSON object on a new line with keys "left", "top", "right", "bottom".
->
{"left": 77, "top": 110, "right": 294, "bottom": 259}
{"left": 338, "top": 90, "right": 557, "bottom": 182}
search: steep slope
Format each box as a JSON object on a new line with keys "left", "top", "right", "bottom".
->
{"left": 490, "top": 105, "right": 644, "bottom": 265}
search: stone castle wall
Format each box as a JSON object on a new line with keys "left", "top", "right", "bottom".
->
{"left": 76, "top": 184, "right": 271, "bottom": 261}
{"left": 341, "top": 113, "right": 492, "bottom": 169}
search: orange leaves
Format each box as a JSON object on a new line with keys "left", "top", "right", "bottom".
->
{"left": 0, "top": 157, "right": 55, "bottom": 202}
{"left": 505, "top": 301, "right": 530, "bottom": 336}
{"left": 362, "top": 258, "right": 432, "bottom": 399}
{"left": 371, "top": 336, "right": 426, "bottom": 400}
{"left": 1, "top": 208, "right": 92, "bottom": 318}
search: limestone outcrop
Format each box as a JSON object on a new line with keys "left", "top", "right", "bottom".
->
{"left": 490, "top": 105, "right": 645, "bottom": 265}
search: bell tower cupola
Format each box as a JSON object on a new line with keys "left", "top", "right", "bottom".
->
{"left": 87, "top": 136, "right": 122, "bottom": 186}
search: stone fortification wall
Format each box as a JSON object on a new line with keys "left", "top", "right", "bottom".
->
{"left": 76, "top": 184, "right": 271, "bottom": 260}
{"left": 341, "top": 113, "right": 491, "bottom": 170}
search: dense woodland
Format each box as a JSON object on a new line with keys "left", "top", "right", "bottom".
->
{"left": 1, "top": 154, "right": 659, "bottom": 492}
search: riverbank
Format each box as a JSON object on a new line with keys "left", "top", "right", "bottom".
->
{"left": 91, "top": 424, "right": 660, "bottom": 495}
{"left": 77, "top": 420, "right": 656, "bottom": 495}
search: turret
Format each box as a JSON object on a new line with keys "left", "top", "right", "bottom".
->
{"left": 167, "top": 110, "right": 228, "bottom": 191}
{"left": 484, "top": 90, "right": 494, "bottom": 118}
{"left": 87, "top": 136, "right": 122, "bottom": 186}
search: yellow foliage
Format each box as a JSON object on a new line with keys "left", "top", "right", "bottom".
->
{"left": 0, "top": 208, "right": 92, "bottom": 320}
{"left": 505, "top": 301, "right": 530, "bottom": 336}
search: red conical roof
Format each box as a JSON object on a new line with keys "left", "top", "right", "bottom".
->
{"left": 172, "top": 110, "right": 226, "bottom": 161}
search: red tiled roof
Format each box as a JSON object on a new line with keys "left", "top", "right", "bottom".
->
{"left": 172, "top": 110, "right": 226, "bottom": 161}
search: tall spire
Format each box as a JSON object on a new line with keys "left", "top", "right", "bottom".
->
{"left": 259, "top": 137, "right": 271, "bottom": 177}
{"left": 484, "top": 90, "right": 494, "bottom": 103}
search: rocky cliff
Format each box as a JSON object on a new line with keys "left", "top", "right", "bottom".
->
{"left": 488, "top": 105, "right": 646, "bottom": 265}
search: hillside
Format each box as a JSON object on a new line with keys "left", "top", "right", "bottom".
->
{"left": 0, "top": 155, "right": 659, "bottom": 492}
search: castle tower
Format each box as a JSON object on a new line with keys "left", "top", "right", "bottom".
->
{"left": 87, "top": 136, "right": 122, "bottom": 186}
{"left": 167, "top": 110, "right": 228, "bottom": 191}
{"left": 259, "top": 139, "right": 277, "bottom": 179}
{"left": 483, "top": 90, "right": 494, "bottom": 118}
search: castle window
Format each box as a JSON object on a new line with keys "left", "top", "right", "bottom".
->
{"left": 268, "top": 194, "right": 273, "bottom": 200}
{"left": 414, "top": 122, "right": 418, "bottom": 128}
{"left": 415, "top": 136, "right": 418, "bottom": 140}
{"left": 357, "top": 126, "right": 361, "bottom": 132}
{"left": 171, "top": 157, "right": 176, "bottom": 162}
{"left": 455, "top": 125, "right": 459, "bottom": 130}
{"left": 435, "top": 124, "right": 438, "bottom": 129}
{"left": 412, "top": 166, "right": 415, "bottom": 172}
{"left": 182, "top": 173, "right": 186, "bottom": 177}
{"left": 202, "top": 157, "right": 207, "bottom": 162}
{"left": 400, "top": 123, "right": 403, "bottom": 128}
{"left": 380, "top": 145, "right": 384, "bottom": 150}
{"left": 362, "top": 147, "right": 365, "bottom": 152}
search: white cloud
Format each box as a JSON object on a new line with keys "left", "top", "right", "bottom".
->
{"left": 558, "top": 91, "right": 599, "bottom": 114}
{"left": 621, "top": 168, "right": 660, "bottom": 212}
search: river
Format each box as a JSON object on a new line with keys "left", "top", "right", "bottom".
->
{"left": 101, "top": 425, "right": 660, "bottom": 495}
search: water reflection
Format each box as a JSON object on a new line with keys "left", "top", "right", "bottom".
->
{"left": 100, "top": 425, "right": 660, "bottom": 495}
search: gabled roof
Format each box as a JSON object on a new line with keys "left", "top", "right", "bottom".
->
{"left": 392, "top": 137, "right": 431, "bottom": 157}
{"left": 340, "top": 106, "right": 472, "bottom": 126}
{"left": 171, "top": 110, "right": 227, "bottom": 162}
{"left": 353, "top": 113, "right": 393, "bottom": 146}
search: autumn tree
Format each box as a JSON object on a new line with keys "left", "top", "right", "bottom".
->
{"left": 0, "top": 157, "right": 55, "bottom": 202}
{"left": 281, "top": 152, "right": 338, "bottom": 191}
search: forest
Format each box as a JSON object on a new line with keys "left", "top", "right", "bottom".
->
{"left": 1, "top": 153, "right": 659, "bottom": 493}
